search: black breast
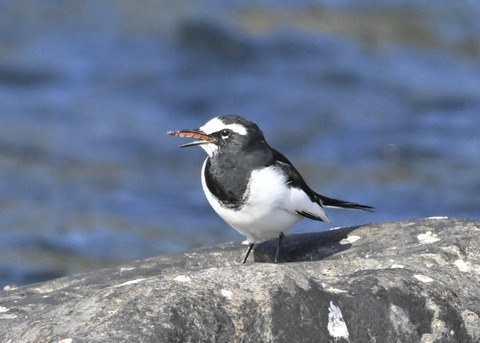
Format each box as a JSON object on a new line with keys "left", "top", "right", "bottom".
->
{"left": 204, "top": 157, "right": 251, "bottom": 209}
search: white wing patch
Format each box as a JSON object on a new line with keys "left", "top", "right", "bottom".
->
{"left": 289, "top": 186, "right": 330, "bottom": 223}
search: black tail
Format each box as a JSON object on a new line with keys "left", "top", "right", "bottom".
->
{"left": 318, "top": 194, "right": 374, "bottom": 212}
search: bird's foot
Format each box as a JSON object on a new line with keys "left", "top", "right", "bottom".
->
{"left": 274, "top": 232, "right": 285, "bottom": 263}
{"left": 242, "top": 243, "right": 255, "bottom": 264}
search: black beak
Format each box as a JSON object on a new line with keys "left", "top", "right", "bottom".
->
{"left": 167, "top": 129, "right": 215, "bottom": 148}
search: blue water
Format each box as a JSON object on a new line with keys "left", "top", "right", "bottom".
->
{"left": 1, "top": 0, "right": 479, "bottom": 287}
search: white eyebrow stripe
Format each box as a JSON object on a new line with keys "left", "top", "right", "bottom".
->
{"left": 200, "top": 117, "right": 248, "bottom": 136}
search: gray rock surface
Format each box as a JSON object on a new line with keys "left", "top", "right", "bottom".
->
{"left": 1, "top": 218, "right": 479, "bottom": 343}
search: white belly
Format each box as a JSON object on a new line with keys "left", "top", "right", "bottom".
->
{"left": 201, "top": 161, "right": 327, "bottom": 243}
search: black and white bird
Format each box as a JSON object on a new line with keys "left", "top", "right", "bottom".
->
{"left": 168, "top": 115, "right": 373, "bottom": 263}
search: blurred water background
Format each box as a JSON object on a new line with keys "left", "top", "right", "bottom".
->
{"left": 1, "top": 0, "right": 479, "bottom": 287}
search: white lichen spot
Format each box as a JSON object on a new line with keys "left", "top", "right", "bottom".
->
{"left": 0, "top": 313, "right": 17, "bottom": 319}
{"left": 473, "top": 265, "right": 480, "bottom": 274}
{"left": 390, "top": 264, "right": 405, "bottom": 269}
{"left": 417, "top": 231, "right": 440, "bottom": 244}
{"left": 424, "top": 298, "right": 448, "bottom": 340}
{"left": 3, "top": 285, "right": 16, "bottom": 291}
{"left": 340, "top": 235, "right": 361, "bottom": 245}
{"left": 32, "top": 287, "right": 54, "bottom": 294}
{"left": 220, "top": 289, "right": 233, "bottom": 299}
{"left": 0, "top": 306, "right": 9, "bottom": 312}
{"left": 421, "top": 333, "right": 434, "bottom": 343}
{"left": 327, "top": 301, "right": 350, "bottom": 340}
{"left": 58, "top": 339, "right": 73, "bottom": 343}
{"left": 454, "top": 259, "right": 470, "bottom": 273}
{"left": 414, "top": 274, "right": 434, "bottom": 283}
{"left": 390, "top": 304, "right": 415, "bottom": 335}
{"left": 461, "top": 310, "right": 480, "bottom": 338}
{"left": 173, "top": 275, "right": 192, "bottom": 283}
{"left": 113, "top": 278, "right": 146, "bottom": 288}
{"left": 326, "top": 287, "right": 348, "bottom": 294}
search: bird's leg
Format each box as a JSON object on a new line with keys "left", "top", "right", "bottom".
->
{"left": 242, "top": 243, "right": 255, "bottom": 264}
{"left": 274, "top": 232, "right": 284, "bottom": 263}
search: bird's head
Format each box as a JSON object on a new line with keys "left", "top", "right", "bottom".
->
{"left": 168, "top": 115, "right": 265, "bottom": 157}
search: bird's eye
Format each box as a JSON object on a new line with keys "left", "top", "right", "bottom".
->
{"left": 220, "top": 129, "right": 230, "bottom": 138}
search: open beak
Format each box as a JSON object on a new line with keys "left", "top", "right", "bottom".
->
{"left": 167, "top": 129, "right": 215, "bottom": 148}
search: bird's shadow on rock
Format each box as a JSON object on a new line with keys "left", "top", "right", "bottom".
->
{"left": 253, "top": 225, "right": 361, "bottom": 263}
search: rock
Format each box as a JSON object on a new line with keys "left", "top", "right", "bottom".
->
{"left": 0, "top": 218, "right": 479, "bottom": 342}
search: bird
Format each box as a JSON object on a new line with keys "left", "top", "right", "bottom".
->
{"left": 168, "top": 115, "right": 373, "bottom": 263}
